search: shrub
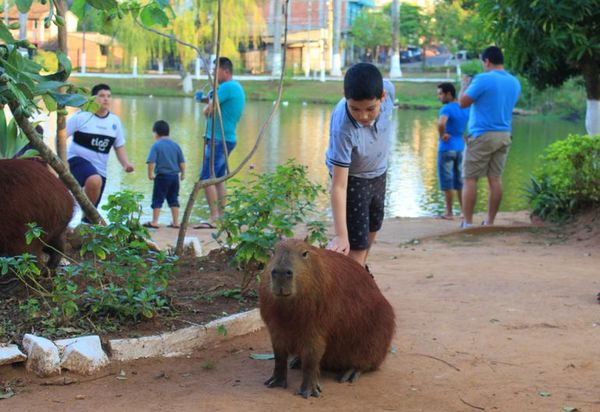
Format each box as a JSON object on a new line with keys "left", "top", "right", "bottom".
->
{"left": 216, "top": 161, "right": 327, "bottom": 291}
{"left": 0, "top": 191, "right": 177, "bottom": 336}
{"left": 526, "top": 134, "right": 600, "bottom": 223}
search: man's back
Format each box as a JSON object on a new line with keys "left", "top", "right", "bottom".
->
{"left": 466, "top": 70, "right": 521, "bottom": 137}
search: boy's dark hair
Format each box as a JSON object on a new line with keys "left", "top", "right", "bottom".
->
{"left": 481, "top": 46, "right": 504, "bottom": 65}
{"left": 91, "top": 84, "right": 111, "bottom": 96}
{"left": 153, "top": 120, "right": 170, "bottom": 137}
{"left": 437, "top": 82, "right": 456, "bottom": 98}
{"left": 343, "top": 63, "right": 383, "bottom": 100}
{"left": 215, "top": 57, "right": 233, "bottom": 73}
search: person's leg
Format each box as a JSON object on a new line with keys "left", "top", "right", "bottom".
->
{"left": 444, "top": 191, "right": 454, "bottom": 217}
{"left": 438, "top": 151, "right": 454, "bottom": 218}
{"left": 84, "top": 175, "right": 103, "bottom": 205}
{"left": 170, "top": 207, "right": 179, "bottom": 226}
{"left": 456, "top": 189, "right": 463, "bottom": 216}
{"left": 348, "top": 248, "right": 369, "bottom": 267}
{"left": 215, "top": 182, "right": 227, "bottom": 217}
{"left": 204, "top": 185, "right": 220, "bottom": 221}
{"left": 462, "top": 177, "right": 477, "bottom": 225}
{"left": 486, "top": 176, "right": 503, "bottom": 225}
{"left": 152, "top": 208, "right": 161, "bottom": 226}
{"left": 454, "top": 151, "right": 464, "bottom": 216}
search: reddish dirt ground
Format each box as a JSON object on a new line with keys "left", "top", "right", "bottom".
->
{"left": 2, "top": 215, "right": 600, "bottom": 411}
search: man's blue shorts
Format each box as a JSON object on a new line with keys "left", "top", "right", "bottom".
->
{"left": 437, "top": 150, "right": 464, "bottom": 191}
{"left": 200, "top": 140, "right": 236, "bottom": 180}
{"left": 151, "top": 174, "right": 180, "bottom": 209}
{"left": 68, "top": 156, "right": 106, "bottom": 207}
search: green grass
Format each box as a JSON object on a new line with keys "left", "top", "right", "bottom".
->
{"left": 70, "top": 76, "right": 445, "bottom": 108}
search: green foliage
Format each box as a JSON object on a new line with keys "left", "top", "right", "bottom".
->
{"left": 478, "top": 0, "right": 600, "bottom": 93}
{"left": 217, "top": 161, "right": 327, "bottom": 272}
{"left": 526, "top": 134, "right": 600, "bottom": 222}
{"left": 0, "top": 191, "right": 178, "bottom": 334}
{"left": 459, "top": 59, "right": 483, "bottom": 77}
{"left": 350, "top": 11, "right": 392, "bottom": 50}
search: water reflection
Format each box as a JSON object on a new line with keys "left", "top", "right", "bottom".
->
{"left": 44, "top": 97, "right": 584, "bottom": 224}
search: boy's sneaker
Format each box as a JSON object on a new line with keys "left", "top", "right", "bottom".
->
{"left": 460, "top": 221, "right": 473, "bottom": 229}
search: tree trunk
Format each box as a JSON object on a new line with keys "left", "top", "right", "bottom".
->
{"left": 55, "top": 0, "right": 68, "bottom": 163}
{"left": 271, "top": 0, "right": 282, "bottom": 76}
{"left": 389, "top": 0, "right": 401, "bottom": 78}
{"left": 330, "top": 0, "right": 341, "bottom": 76}
{"left": 581, "top": 59, "right": 600, "bottom": 135}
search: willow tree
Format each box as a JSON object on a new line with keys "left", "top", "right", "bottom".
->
{"left": 479, "top": 0, "right": 600, "bottom": 136}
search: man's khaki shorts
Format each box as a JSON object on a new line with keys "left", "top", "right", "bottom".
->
{"left": 463, "top": 132, "right": 512, "bottom": 178}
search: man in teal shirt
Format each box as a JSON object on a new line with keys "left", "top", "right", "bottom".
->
{"left": 196, "top": 57, "right": 246, "bottom": 229}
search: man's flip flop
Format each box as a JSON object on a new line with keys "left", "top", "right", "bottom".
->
{"left": 194, "top": 221, "right": 216, "bottom": 229}
{"left": 168, "top": 223, "right": 180, "bottom": 228}
{"left": 143, "top": 222, "right": 159, "bottom": 229}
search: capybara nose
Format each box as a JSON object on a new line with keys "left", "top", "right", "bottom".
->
{"left": 271, "top": 269, "right": 293, "bottom": 279}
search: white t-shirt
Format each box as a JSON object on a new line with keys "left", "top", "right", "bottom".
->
{"left": 66, "top": 111, "right": 125, "bottom": 177}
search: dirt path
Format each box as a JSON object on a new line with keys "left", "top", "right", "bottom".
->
{"left": 2, "top": 214, "right": 600, "bottom": 411}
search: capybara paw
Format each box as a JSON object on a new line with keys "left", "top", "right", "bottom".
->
{"left": 296, "top": 383, "right": 321, "bottom": 399}
{"left": 288, "top": 355, "right": 301, "bottom": 369}
{"left": 264, "top": 375, "right": 287, "bottom": 388}
{"left": 338, "top": 368, "right": 361, "bottom": 383}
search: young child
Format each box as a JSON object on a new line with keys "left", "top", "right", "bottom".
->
{"left": 325, "top": 63, "right": 396, "bottom": 268}
{"left": 145, "top": 120, "right": 185, "bottom": 229}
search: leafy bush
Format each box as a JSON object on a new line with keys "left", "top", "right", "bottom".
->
{"left": 0, "top": 191, "right": 178, "bottom": 335}
{"left": 526, "top": 134, "right": 600, "bottom": 222}
{"left": 459, "top": 59, "right": 483, "bottom": 77}
{"left": 216, "top": 161, "right": 327, "bottom": 284}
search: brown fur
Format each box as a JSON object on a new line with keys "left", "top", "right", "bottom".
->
{"left": 259, "top": 239, "right": 396, "bottom": 398}
{"left": 0, "top": 159, "right": 74, "bottom": 270}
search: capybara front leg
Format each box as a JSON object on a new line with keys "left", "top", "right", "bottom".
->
{"left": 264, "top": 348, "right": 288, "bottom": 389}
{"left": 296, "top": 339, "right": 325, "bottom": 399}
{"left": 288, "top": 355, "right": 301, "bottom": 369}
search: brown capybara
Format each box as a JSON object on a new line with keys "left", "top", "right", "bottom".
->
{"left": 0, "top": 159, "right": 74, "bottom": 270}
{"left": 259, "top": 239, "right": 396, "bottom": 398}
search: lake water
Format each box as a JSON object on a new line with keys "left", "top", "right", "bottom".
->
{"left": 57, "top": 96, "right": 584, "bottom": 225}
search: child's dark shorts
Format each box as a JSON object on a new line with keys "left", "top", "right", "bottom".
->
{"left": 346, "top": 172, "right": 387, "bottom": 251}
{"left": 151, "top": 174, "right": 180, "bottom": 209}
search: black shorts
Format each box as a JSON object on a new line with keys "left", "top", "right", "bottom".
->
{"left": 151, "top": 174, "right": 180, "bottom": 209}
{"left": 346, "top": 172, "right": 386, "bottom": 250}
{"left": 68, "top": 156, "right": 106, "bottom": 207}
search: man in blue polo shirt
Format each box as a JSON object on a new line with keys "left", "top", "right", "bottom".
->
{"left": 459, "top": 46, "right": 520, "bottom": 227}
{"left": 326, "top": 63, "right": 396, "bottom": 268}
{"left": 195, "top": 57, "right": 245, "bottom": 229}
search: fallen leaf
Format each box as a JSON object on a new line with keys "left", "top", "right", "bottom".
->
{"left": 489, "top": 318, "right": 500, "bottom": 324}
{"left": 0, "top": 389, "right": 15, "bottom": 399}
{"left": 538, "top": 391, "right": 551, "bottom": 397}
{"left": 563, "top": 407, "right": 579, "bottom": 412}
{"left": 249, "top": 353, "right": 275, "bottom": 360}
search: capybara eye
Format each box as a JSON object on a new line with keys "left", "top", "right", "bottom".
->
{"left": 302, "top": 250, "right": 309, "bottom": 258}
{"left": 286, "top": 270, "right": 293, "bottom": 278}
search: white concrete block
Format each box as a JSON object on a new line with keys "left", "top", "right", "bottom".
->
{"left": 22, "top": 334, "right": 61, "bottom": 377}
{"left": 54, "top": 335, "right": 109, "bottom": 375}
{"left": 0, "top": 344, "right": 27, "bottom": 366}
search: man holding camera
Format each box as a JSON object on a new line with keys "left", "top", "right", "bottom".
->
{"left": 194, "top": 57, "right": 245, "bottom": 229}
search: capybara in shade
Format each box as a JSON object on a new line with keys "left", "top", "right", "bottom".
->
{"left": 0, "top": 159, "right": 74, "bottom": 270}
{"left": 259, "top": 239, "right": 396, "bottom": 398}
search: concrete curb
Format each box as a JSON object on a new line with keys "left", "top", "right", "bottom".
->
{"left": 108, "top": 309, "right": 264, "bottom": 362}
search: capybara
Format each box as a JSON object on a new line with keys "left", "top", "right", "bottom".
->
{"left": 0, "top": 159, "right": 74, "bottom": 270}
{"left": 259, "top": 239, "right": 396, "bottom": 398}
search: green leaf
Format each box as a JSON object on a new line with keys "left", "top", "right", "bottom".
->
{"left": 16, "top": 0, "right": 33, "bottom": 13}
{"left": 538, "top": 391, "right": 551, "bottom": 397}
{"left": 563, "top": 407, "right": 579, "bottom": 412}
{"left": 249, "top": 353, "right": 275, "bottom": 360}
{"left": 0, "top": 22, "right": 15, "bottom": 43}
{"left": 86, "top": 0, "right": 118, "bottom": 11}
{"left": 140, "top": 5, "right": 169, "bottom": 27}
{"left": 42, "top": 93, "right": 58, "bottom": 111}
{"left": 48, "top": 91, "right": 88, "bottom": 107}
